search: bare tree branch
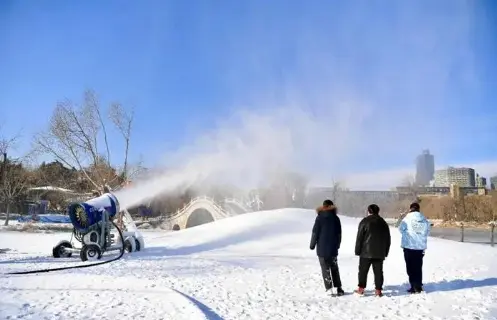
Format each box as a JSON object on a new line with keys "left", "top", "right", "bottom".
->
{"left": 109, "top": 103, "right": 134, "bottom": 181}
{"left": 34, "top": 94, "right": 103, "bottom": 190}
{"left": 0, "top": 156, "right": 31, "bottom": 225}
{"left": 399, "top": 174, "right": 419, "bottom": 199}
{"left": 126, "top": 155, "right": 145, "bottom": 180}
{"left": 33, "top": 90, "right": 137, "bottom": 192}
{"left": 34, "top": 128, "right": 100, "bottom": 190}
{"left": 87, "top": 91, "right": 111, "bottom": 168}
{"left": 400, "top": 174, "right": 416, "bottom": 188}
{"left": 330, "top": 178, "right": 345, "bottom": 202}
{"left": 0, "top": 130, "right": 21, "bottom": 155}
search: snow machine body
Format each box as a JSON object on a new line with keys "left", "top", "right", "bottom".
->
{"left": 52, "top": 192, "right": 144, "bottom": 262}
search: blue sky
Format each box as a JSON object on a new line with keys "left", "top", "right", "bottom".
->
{"left": 1, "top": 1, "right": 496, "bottom": 187}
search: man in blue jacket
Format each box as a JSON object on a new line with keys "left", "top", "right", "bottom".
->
{"left": 310, "top": 199, "right": 345, "bottom": 296}
{"left": 398, "top": 202, "right": 431, "bottom": 293}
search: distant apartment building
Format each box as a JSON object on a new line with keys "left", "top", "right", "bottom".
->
{"left": 434, "top": 167, "right": 476, "bottom": 187}
{"left": 415, "top": 150, "right": 435, "bottom": 186}
{"left": 490, "top": 176, "right": 497, "bottom": 190}
{"left": 476, "top": 174, "right": 487, "bottom": 188}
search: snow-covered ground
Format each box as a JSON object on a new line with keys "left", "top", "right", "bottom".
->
{"left": 1, "top": 208, "right": 497, "bottom": 320}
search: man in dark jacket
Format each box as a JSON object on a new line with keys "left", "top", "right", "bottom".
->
{"left": 354, "top": 204, "right": 391, "bottom": 297}
{"left": 310, "top": 199, "right": 344, "bottom": 296}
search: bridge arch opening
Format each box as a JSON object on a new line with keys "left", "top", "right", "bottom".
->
{"left": 185, "top": 208, "right": 215, "bottom": 228}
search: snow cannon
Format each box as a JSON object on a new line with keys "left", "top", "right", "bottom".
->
{"left": 68, "top": 193, "right": 120, "bottom": 232}
{"left": 53, "top": 193, "right": 144, "bottom": 262}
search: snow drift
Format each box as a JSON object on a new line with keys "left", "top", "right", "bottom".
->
{"left": 1, "top": 208, "right": 497, "bottom": 319}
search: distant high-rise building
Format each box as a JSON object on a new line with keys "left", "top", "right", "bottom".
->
{"left": 476, "top": 174, "right": 487, "bottom": 188}
{"left": 415, "top": 149, "right": 435, "bottom": 186}
{"left": 490, "top": 176, "right": 497, "bottom": 190}
{"left": 434, "top": 167, "right": 476, "bottom": 187}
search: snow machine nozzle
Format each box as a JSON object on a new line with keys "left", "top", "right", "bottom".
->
{"left": 68, "top": 192, "right": 120, "bottom": 232}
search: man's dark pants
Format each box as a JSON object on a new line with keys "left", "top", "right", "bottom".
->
{"left": 358, "top": 257, "right": 384, "bottom": 290}
{"left": 318, "top": 256, "right": 342, "bottom": 290}
{"left": 403, "top": 248, "right": 424, "bottom": 290}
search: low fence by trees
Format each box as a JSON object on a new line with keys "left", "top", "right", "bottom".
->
{"left": 454, "top": 221, "right": 496, "bottom": 247}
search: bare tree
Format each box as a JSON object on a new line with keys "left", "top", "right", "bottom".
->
{"left": 0, "top": 134, "right": 20, "bottom": 156}
{"left": 489, "top": 190, "right": 497, "bottom": 222}
{"left": 391, "top": 174, "right": 421, "bottom": 226}
{"left": 330, "top": 179, "right": 344, "bottom": 203}
{"left": 0, "top": 125, "right": 17, "bottom": 193}
{"left": 0, "top": 126, "right": 21, "bottom": 182}
{"left": 399, "top": 174, "right": 419, "bottom": 200}
{"left": 400, "top": 174, "right": 416, "bottom": 187}
{"left": 0, "top": 158, "right": 31, "bottom": 225}
{"left": 109, "top": 103, "right": 134, "bottom": 181}
{"left": 259, "top": 170, "right": 308, "bottom": 209}
{"left": 33, "top": 90, "right": 140, "bottom": 192}
{"left": 0, "top": 130, "right": 32, "bottom": 225}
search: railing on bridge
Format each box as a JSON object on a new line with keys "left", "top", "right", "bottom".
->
{"left": 155, "top": 196, "right": 256, "bottom": 225}
{"left": 161, "top": 196, "right": 229, "bottom": 221}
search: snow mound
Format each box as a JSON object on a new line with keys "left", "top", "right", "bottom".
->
{"left": 1, "top": 208, "right": 497, "bottom": 319}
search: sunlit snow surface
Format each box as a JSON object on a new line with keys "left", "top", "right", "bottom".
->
{"left": 1, "top": 209, "right": 497, "bottom": 319}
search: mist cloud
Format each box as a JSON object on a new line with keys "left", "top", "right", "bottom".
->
{"left": 116, "top": 1, "right": 494, "bottom": 209}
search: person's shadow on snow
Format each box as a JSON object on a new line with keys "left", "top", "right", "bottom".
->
{"left": 384, "top": 277, "right": 497, "bottom": 296}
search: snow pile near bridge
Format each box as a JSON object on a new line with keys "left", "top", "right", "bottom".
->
{"left": 1, "top": 208, "right": 497, "bottom": 319}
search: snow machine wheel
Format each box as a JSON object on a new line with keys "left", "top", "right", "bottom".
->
{"left": 80, "top": 244, "right": 102, "bottom": 262}
{"left": 124, "top": 239, "right": 133, "bottom": 253}
{"left": 53, "top": 241, "right": 73, "bottom": 258}
{"left": 134, "top": 239, "right": 141, "bottom": 251}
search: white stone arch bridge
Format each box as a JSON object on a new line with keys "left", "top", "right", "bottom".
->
{"left": 160, "top": 196, "right": 252, "bottom": 230}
